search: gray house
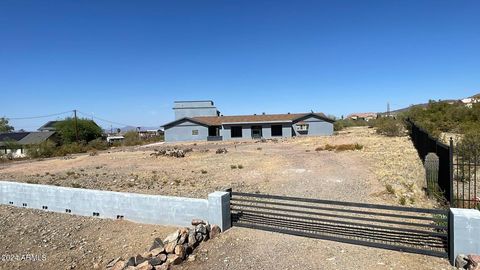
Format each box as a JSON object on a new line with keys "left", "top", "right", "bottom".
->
{"left": 162, "top": 101, "right": 334, "bottom": 142}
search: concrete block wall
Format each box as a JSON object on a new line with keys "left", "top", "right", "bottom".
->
{"left": 449, "top": 208, "right": 480, "bottom": 264}
{"left": 0, "top": 181, "right": 231, "bottom": 230}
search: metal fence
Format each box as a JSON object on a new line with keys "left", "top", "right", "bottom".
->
{"left": 231, "top": 191, "right": 449, "bottom": 258}
{"left": 453, "top": 144, "right": 480, "bottom": 209}
{"left": 408, "top": 120, "right": 453, "bottom": 204}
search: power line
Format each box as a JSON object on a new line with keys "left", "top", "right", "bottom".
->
{"left": 5, "top": 110, "right": 73, "bottom": 120}
{"left": 77, "top": 111, "right": 136, "bottom": 127}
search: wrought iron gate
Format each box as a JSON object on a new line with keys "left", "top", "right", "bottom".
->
{"left": 230, "top": 192, "right": 449, "bottom": 258}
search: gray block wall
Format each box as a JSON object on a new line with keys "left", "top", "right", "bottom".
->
{"left": 174, "top": 101, "right": 218, "bottom": 120}
{"left": 292, "top": 117, "right": 333, "bottom": 136}
{"left": 164, "top": 120, "right": 208, "bottom": 142}
{"left": 222, "top": 123, "right": 293, "bottom": 140}
{"left": 449, "top": 208, "right": 480, "bottom": 264}
{"left": 0, "top": 181, "right": 231, "bottom": 230}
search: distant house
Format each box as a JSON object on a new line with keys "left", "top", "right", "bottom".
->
{"left": 461, "top": 94, "right": 480, "bottom": 108}
{"left": 162, "top": 101, "right": 334, "bottom": 142}
{"left": 38, "top": 120, "right": 100, "bottom": 132}
{"left": 0, "top": 131, "right": 58, "bottom": 158}
{"left": 346, "top": 113, "right": 378, "bottom": 121}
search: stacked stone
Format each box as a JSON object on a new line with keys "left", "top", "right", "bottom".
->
{"left": 106, "top": 220, "right": 221, "bottom": 270}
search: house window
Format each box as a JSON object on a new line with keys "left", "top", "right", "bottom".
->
{"left": 297, "top": 124, "right": 309, "bottom": 131}
{"left": 271, "top": 125, "right": 283, "bottom": 136}
{"left": 231, "top": 126, "right": 242, "bottom": 138}
{"left": 192, "top": 130, "right": 199, "bottom": 135}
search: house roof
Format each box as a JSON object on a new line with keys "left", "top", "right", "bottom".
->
{"left": 163, "top": 113, "right": 334, "bottom": 127}
{"left": 0, "top": 132, "right": 30, "bottom": 142}
{"left": 38, "top": 121, "right": 59, "bottom": 131}
{"left": 0, "top": 132, "right": 56, "bottom": 146}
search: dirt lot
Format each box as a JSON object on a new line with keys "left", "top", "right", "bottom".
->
{"left": 0, "top": 127, "right": 452, "bottom": 269}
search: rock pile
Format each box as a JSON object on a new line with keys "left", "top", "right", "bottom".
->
{"left": 456, "top": 254, "right": 480, "bottom": 270}
{"left": 150, "top": 149, "right": 185, "bottom": 158}
{"left": 215, "top": 148, "right": 228, "bottom": 154}
{"left": 106, "top": 220, "right": 221, "bottom": 270}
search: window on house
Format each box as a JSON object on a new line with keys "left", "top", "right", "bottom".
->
{"left": 297, "top": 124, "right": 309, "bottom": 131}
{"left": 231, "top": 126, "right": 242, "bottom": 138}
{"left": 192, "top": 130, "right": 199, "bottom": 135}
{"left": 271, "top": 125, "right": 283, "bottom": 136}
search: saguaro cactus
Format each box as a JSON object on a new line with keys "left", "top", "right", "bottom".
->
{"left": 425, "top": 153, "right": 439, "bottom": 197}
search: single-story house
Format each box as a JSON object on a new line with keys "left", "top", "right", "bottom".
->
{"left": 0, "top": 131, "right": 58, "bottom": 158}
{"left": 163, "top": 112, "right": 334, "bottom": 142}
{"left": 346, "top": 112, "right": 378, "bottom": 121}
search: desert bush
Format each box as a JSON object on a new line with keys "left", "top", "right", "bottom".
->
{"left": 334, "top": 119, "right": 370, "bottom": 131}
{"left": 374, "top": 117, "right": 404, "bottom": 137}
{"left": 87, "top": 138, "right": 109, "bottom": 150}
{"left": 26, "top": 141, "right": 57, "bottom": 158}
{"left": 385, "top": 184, "right": 395, "bottom": 194}
{"left": 230, "top": 165, "right": 237, "bottom": 169}
{"left": 55, "top": 142, "right": 87, "bottom": 156}
{"left": 55, "top": 118, "right": 103, "bottom": 144}
{"left": 456, "top": 128, "right": 480, "bottom": 161}
{"left": 238, "top": 164, "right": 244, "bottom": 169}
{"left": 316, "top": 144, "right": 363, "bottom": 152}
{"left": 123, "top": 131, "right": 142, "bottom": 146}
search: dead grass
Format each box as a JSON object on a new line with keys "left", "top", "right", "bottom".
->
{"left": 315, "top": 143, "right": 364, "bottom": 152}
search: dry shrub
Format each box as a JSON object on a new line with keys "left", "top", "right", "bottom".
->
{"left": 315, "top": 143, "right": 363, "bottom": 152}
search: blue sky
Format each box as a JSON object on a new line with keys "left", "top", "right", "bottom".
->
{"left": 1, "top": 0, "right": 479, "bottom": 130}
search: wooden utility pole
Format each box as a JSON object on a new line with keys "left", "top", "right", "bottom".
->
{"left": 74, "top": 109, "right": 79, "bottom": 143}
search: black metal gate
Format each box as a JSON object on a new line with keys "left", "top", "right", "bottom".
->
{"left": 230, "top": 192, "right": 449, "bottom": 258}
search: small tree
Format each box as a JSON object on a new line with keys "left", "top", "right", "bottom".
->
{"left": 54, "top": 118, "right": 103, "bottom": 144}
{"left": 0, "top": 117, "right": 14, "bottom": 133}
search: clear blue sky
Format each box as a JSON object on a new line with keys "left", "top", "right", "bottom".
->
{"left": 1, "top": 0, "right": 479, "bottom": 130}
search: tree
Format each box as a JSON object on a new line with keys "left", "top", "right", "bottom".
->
{"left": 54, "top": 118, "right": 103, "bottom": 144}
{"left": 0, "top": 117, "right": 14, "bottom": 133}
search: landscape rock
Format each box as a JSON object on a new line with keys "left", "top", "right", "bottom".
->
{"left": 174, "top": 244, "right": 186, "bottom": 259}
{"left": 157, "top": 253, "right": 167, "bottom": 263}
{"left": 149, "top": 238, "right": 164, "bottom": 251}
{"left": 110, "top": 260, "right": 127, "bottom": 270}
{"left": 135, "top": 255, "right": 147, "bottom": 266}
{"left": 468, "top": 255, "right": 480, "bottom": 270}
{"left": 456, "top": 254, "right": 469, "bottom": 269}
{"left": 148, "top": 257, "right": 162, "bottom": 267}
{"left": 209, "top": 224, "right": 221, "bottom": 239}
{"left": 134, "top": 261, "right": 153, "bottom": 270}
{"left": 187, "top": 255, "right": 196, "bottom": 262}
{"left": 148, "top": 247, "right": 164, "bottom": 257}
{"left": 163, "top": 230, "right": 179, "bottom": 244}
{"left": 106, "top": 257, "right": 121, "bottom": 268}
{"left": 188, "top": 230, "right": 197, "bottom": 247}
{"left": 191, "top": 219, "right": 206, "bottom": 226}
{"left": 215, "top": 148, "right": 228, "bottom": 154}
{"left": 164, "top": 241, "right": 176, "bottom": 254}
{"left": 154, "top": 264, "right": 171, "bottom": 270}
{"left": 195, "top": 224, "right": 207, "bottom": 234}
{"left": 195, "top": 232, "right": 203, "bottom": 242}
{"left": 166, "top": 254, "right": 183, "bottom": 265}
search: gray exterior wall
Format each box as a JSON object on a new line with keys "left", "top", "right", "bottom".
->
{"left": 292, "top": 117, "right": 333, "bottom": 136}
{"left": 164, "top": 119, "right": 208, "bottom": 142}
{"left": 221, "top": 123, "right": 292, "bottom": 140}
{"left": 174, "top": 101, "right": 219, "bottom": 120}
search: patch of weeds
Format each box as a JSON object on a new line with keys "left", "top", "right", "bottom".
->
{"left": 201, "top": 170, "right": 208, "bottom": 174}
{"left": 45, "top": 172, "right": 50, "bottom": 176}
{"left": 409, "top": 197, "right": 416, "bottom": 204}
{"left": 66, "top": 171, "right": 75, "bottom": 176}
{"left": 230, "top": 165, "right": 238, "bottom": 169}
{"left": 152, "top": 170, "right": 157, "bottom": 174}
{"left": 256, "top": 147, "right": 262, "bottom": 151}
{"left": 26, "top": 180, "right": 39, "bottom": 184}
{"left": 35, "top": 173, "right": 40, "bottom": 177}
{"left": 80, "top": 169, "right": 84, "bottom": 172}
{"left": 238, "top": 164, "right": 244, "bottom": 169}
{"left": 315, "top": 147, "right": 323, "bottom": 151}
{"left": 71, "top": 183, "right": 83, "bottom": 188}
{"left": 386, "top": 184, "right": 395, "bottom": 194}
{"left": 305, "top": 150, "right": 311, "bottom": 152}
{"left": 126, "top": 182, "right": 135, "bottom": 188}
{"left": 174, "top": 179, "right": 181, "bottom": 185}
{"left": 316, "top": 144, "right": 364, "bottom": 152}
{"left": 95, "top": 166, "right": 102, "bottom": 170}
{"left": 103, "top": 172, "right": 107, "bottom": 175}
{"left": 399, "top": 196, "right": 407, "bottom": 205}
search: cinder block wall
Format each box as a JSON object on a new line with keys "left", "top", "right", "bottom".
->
{"left": 0, "top": 181, "right": 231, "bottom": 230}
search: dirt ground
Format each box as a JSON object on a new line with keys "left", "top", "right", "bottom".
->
{"left": 0, "top": 127, "right": 452, "bottom": 269}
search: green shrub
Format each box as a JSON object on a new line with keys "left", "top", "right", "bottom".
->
{"left": 55, "top": 143, "right": 87, "bottom": 156}
{"left": 374, "top": 118, "right": 404, "bottom": 137}
{"left": 123, "top": 131, "right": 142, "bottom": 146}
{"left": 457, "top": 128, "right": 480, "bottom": 161}
{"left": 334, "top": 119, "right": 370, "bottom": 131}
{"left": 54, "top": 118, "right": 103, "bottom": 144}
{"left": 87, "top": 138, "right": 109, "bottom": 150}
{"left": 26, "top": 141, "right": 57, "bottom": 158}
